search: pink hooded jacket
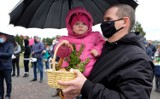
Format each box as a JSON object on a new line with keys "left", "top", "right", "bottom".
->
{"left": 56, "top": 7, "right": 105, "bottom": 77}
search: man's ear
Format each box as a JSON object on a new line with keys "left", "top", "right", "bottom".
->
{"left": 122, "top": 17, "right": 129, "bottom": 27}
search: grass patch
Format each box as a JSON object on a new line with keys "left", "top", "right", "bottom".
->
{"left": 19, "top": 53, "right": 32, "bottom": 68}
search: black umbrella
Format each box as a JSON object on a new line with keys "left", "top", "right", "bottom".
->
{"left": 10, "top": 0, "right": 138, "bottom": 29}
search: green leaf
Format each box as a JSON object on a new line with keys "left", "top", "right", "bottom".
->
{"left": 64, "top": 44, "right": 90, "bottom": 72}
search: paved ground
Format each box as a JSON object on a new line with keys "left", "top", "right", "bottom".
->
{"left": 150, "top": 78, "right": 160, "bottom": 99}
{"left": 11, "top": 68, "right": 60, "bottom": 99}
{"left": 6, "top": 68, "right": 160, "bottom": 99}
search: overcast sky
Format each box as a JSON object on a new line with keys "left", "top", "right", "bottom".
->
{"left": 0, "top": 0, "right": 160, "bottom": 40}
{"left": 136, "top": 0, "right": 160, "bottom": 40}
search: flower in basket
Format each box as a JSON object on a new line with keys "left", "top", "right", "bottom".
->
{"left": 47, "top": 43, "right": 89, "bottom": 89}
{"left": 63, "top": 44, "right": 90, "bottom": 72}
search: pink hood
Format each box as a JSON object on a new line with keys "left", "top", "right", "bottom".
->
{"left": 66, "top": 7, "right": 93, "bottom": 38}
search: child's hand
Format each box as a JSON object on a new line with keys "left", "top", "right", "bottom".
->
{"left": 61, "top": 40, "right": 70, "bottom": 46}
{"left": 61, "top": 40, "right": 73, "bottom": 50}
{"left": 90, "top": 49, "right": 98, "bottom": 57}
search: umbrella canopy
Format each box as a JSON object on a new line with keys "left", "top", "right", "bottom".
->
{"left": 10, "top": 0, "right": 138, "bottom": 29}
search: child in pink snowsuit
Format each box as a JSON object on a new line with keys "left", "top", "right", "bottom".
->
{"left": 56, "top": 7, "right": 105, "bottom": 77}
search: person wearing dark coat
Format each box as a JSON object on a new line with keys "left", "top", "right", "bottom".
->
{"left": 148, "top": 40, "right": 157, "bottom": 58}
{"left": 30, "top": 36, "right": 44, "bottom": 83}
{"left": 12, "top": 41, "right": 21, "bottom": 77}
{"left": 154, "top": 44, "right": 160, "bottom": 92}
{"left": 58, "top": 4, "right": 154, "bottom": 99}
{"left": 23, "top": 39, "right": 31, "bottom": 77}
{"left": 0, "top": 32, "right": 14, "bottom": 99}
{"left": 145, "top": 42, "right": 153, "bottom": 59}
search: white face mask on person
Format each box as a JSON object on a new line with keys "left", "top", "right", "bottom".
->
{"left": 0, "top": 37, "right": 5, "bottom": 43}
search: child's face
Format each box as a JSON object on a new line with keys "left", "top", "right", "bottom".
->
{"left": 72, "top": 21, "right": 88, "bottom": 35}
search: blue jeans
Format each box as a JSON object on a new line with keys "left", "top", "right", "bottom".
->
{"left": 45, "top": 60, "right": 49, "bottom": 69}
{"left": 33, "top": 58, "right": 43, "bottom": 80}
{"left": 0, "top": 69, "right": 12, "bottom": 98}
{"left": 155, "top": 75, "right": 160, "bottom": 90}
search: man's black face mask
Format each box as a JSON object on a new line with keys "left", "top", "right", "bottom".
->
{"left": 100, "top": 18, "right": 124, "bottom": 38}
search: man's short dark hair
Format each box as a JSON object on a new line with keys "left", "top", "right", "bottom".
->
{"left": 111, "top": 4, "right": 135, "bottom": 32}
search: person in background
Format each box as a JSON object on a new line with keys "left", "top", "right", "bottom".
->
{"left": 148, "top": 40, "right": 157, "bottom": 58}
{"left": 58, "top": 4, "right": 154, "bottom": 99}
{"left": 145, "top": 41, "right": 153, "bottom": 58}
{"left": 23, "top": 39, "right": 31, "bottom": 77}
{"left": 30, "top": 36, "right": 44, "bottom": 83}
{"left": 42, "top": 43, "right": 50, "bottom": 70}
{"left": 49, "top": 36, "right": 61, "bottom": 97}
{"left": 0, "top": 32, "right": 14, "bottom": 99}
{"left": 49, "top": 35, "right": 61, "bottom": 62}
{"left": 157, "top": 44, "right": 160, "bottom": 58}
{"left": 28, "top": 37, "right": 34, "bottom": 68}
{"left": 154, "top": 44, "right": 160, "bottom": 92}
{"left": 12, "top": 41, "right": 21, "bottom": 77}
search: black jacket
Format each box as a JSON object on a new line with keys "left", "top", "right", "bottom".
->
{"left": 24, "top": 40, "right": 31, "bottom": 58}
{"left": 0, "top": 41, "right": 14, "bottom": 70}
{"left": 81, "top": 33, "right": 154, "bottom": 99}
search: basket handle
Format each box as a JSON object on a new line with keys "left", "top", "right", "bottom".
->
{"left": 52, "top": 42, "right": 72, "bottom": 71}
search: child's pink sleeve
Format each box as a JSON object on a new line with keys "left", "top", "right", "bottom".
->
{"left": 92, "top": 32, "right": 105, "bottom": 56}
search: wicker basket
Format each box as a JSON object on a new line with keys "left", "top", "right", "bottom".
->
{"left": 47, "top": 42, "right": 76, "bottom": 89}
